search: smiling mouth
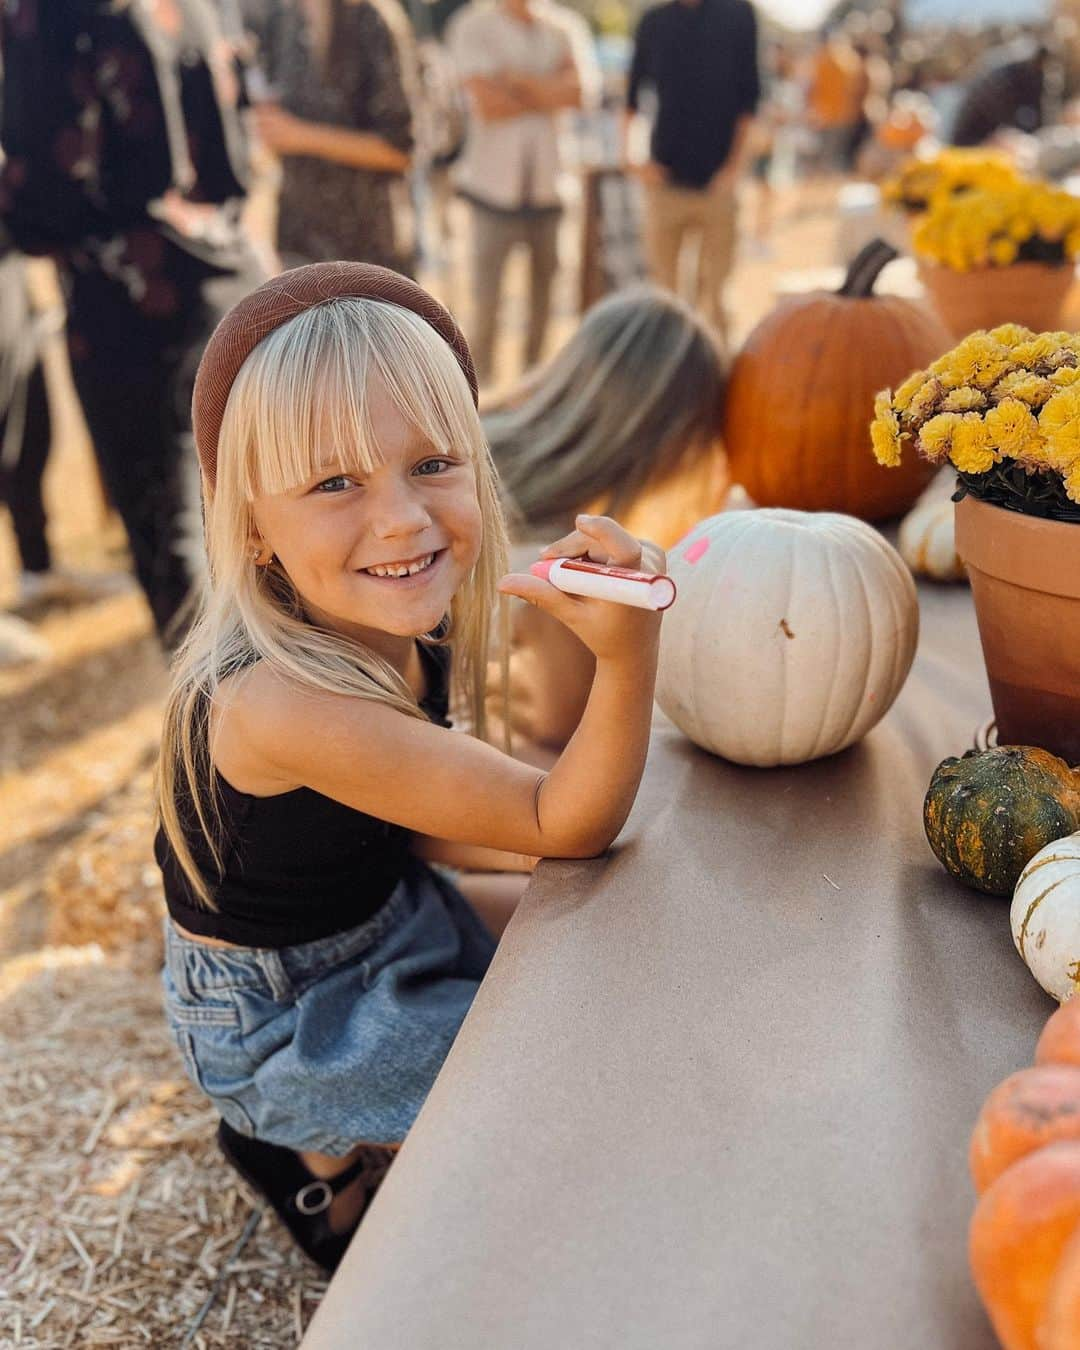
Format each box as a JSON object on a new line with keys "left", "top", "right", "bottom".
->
{"left": 361, "top": 551, "right": 440, "bottom": 579}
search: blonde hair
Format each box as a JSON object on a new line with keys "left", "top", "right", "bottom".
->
{"left": 157, "top": 298, "right": 508, "bottom": 908}
{"left": 484, "top": 286, "right": 726, "bottom": 534}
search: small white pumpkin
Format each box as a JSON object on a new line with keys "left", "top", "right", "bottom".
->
{"left": 1011, "top": 832, "right": 1080, "bottom": 1003}
{"left": 656, "top": 509, "right": 919, "bottom": 766}
{"left": 898, "top": 470, "right": 966, "bottom": 582}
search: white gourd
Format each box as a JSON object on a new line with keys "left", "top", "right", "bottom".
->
{"left": 655, "top": 509, "right": 919, "bottom": 767}
{"left": 898, "top": 470, "right": 966, "bottom": 582}
{"left": 1011, "top": 832, "right": 1080, "bottom": 1003}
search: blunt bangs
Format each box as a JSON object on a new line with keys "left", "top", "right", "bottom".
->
{"left": 217, "top": 297, "right": 483, "bottom": 501}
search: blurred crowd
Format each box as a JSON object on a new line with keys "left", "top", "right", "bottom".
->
{"left": 4, "top": 0, "right": 1080, "bottom": 667}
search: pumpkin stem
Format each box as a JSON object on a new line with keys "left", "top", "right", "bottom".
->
{"left": 837, "top": 238, "right": 899, "bottom": 298}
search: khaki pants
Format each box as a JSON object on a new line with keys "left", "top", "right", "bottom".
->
{"left": 643, "top": 175, "right": 737, "bottom": 339}
{"left": 468, "top": 204, "right": 561, "bottom": 386}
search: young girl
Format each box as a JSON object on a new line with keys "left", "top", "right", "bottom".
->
{"left": 484, "top": 285, "right": 726, "bottom": 750}
{"left": 155, "top": 261, "right": 666, "bottom": 1272}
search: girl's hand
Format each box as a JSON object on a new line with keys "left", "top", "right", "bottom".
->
{"left": 497, "top": 515, "right": 667, "bottom": 663}
{"left": 538, "top": 516, "right": 667, "bottom": 575}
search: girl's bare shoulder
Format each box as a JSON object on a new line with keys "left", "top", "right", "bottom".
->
{"left": 210, "top": 664, "right": 345, "bottom": 796}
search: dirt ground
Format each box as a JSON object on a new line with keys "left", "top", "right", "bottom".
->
{"left": 0, "top": 184, "right": 839, "bottom": 1347}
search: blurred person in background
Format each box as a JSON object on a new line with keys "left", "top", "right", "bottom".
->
{"left": 246, "top": 0, "right": 418, "bottom": 273}
{"left": 807, "top": 27, "right": 870, "bottom": 173}
{"left": 0, "top": 0, "right": 264, "bottom": 650}
{"left": 949, "top": 35, "right": 1063, "bottom": 147}
{"left": 0, "top": 257, "right": 55, "bottom": 607}
{"left": 624, "top": 0, "right": 759, "bottom": 343}
{"left": 485, "top": 285, "right": 727, "bottom": 749}
{"left": 447, "top": 0, "right": 599, "bottom": 386}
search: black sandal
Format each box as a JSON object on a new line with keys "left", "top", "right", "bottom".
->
{"left": 216, "top": 1119, "right": 395, "bottom": 1272}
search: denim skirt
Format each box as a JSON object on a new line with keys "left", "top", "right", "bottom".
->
{"left": 161, "top": 862, "right": 497, "bottom": 1155}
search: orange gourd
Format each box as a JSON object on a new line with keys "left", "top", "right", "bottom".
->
{"left": 970, "top": 1141, "right": 1080, "bottom": 1350}
{"left": 1038, "top": 1001, "right": 1080, "bottom": 1070}
{"left": 969, "top": 1006, "right": 1080, "bottom": 1344}
{"left": 970, "top": 1066, "right": 1080, "bottom": 1195}
{"left": 722, "top": 238, "right": 950, "bottom": 520}
{"left": 1045, "top": 1224, "right": 1080, "bottom": 1349}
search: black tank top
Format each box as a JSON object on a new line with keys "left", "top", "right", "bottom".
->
{"left": 155, "top": 642, "right": 451, "bottom": 948}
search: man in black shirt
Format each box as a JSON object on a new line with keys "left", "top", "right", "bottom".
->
{"left": 625, "top": 0, "right": 759, "bottom": 340}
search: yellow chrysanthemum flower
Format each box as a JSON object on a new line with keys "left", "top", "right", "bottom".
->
{"left": 913, "top": 179, "right": 1080, "bottom": 269}
{"left": 870, "top": 392, "right": 902, "bottom": 467}
{"left": 949, "top": 412, "right": 998, "bottom": 474}
{"left": 883, "top": 149, "right": 1021, "bottom": 212}
{"left": 972, "top": 359, "right": 1014, "bottom": 391}
{"left": 992, "top": 371, "right": 1054, "bottom": 406}
{"left": 988, "top": 323, "right": 1035, "bottom": 346}
{"left": 907, "top": 378, "right": 945, "bottom": 421}
{"left": 1050, "top": 366, "right": 1080, "bottom": 388}
{"left": 917, "top": 411, "right": 962, "bottom": 462}
{"left": 985, "top": 398, "right": 1041, "bottom": 458}
{"left": 1017, "top": 438, "right": 1054, "bottom": 471}
{"left": 1011, "top": 336, "right": 1062, "bottom": 367}
{"left": 892, "top": 368, "right": 929, "bottom": 413}
{"left": 1038, "top": 386, "right": 1080, "bottom": 465}
{"left": 930, "top": 333, "right": 1005, "bottom": 387}
{"left": 942, "top": 386, "right": 986, "bottom": 412}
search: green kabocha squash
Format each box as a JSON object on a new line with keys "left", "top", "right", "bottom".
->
{"left": 924, "top": 747, "right": 1080, "bottom": 897}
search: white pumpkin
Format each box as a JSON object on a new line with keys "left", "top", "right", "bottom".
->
{"left": 655, "top": 509, "right": 919, "bottom": 766}
{"left": 898, "top": 470, "right": 966, "bottom": 582}
{"left": 1011, "top": 832, "right": 1080, "bottom": 1003}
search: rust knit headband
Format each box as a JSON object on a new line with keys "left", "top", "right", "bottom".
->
{"left": 191, "top": 261, "right": 478, "bottom": 491}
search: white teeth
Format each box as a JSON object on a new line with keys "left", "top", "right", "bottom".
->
{"left": 365, "top": 552, "right": 435, "bottom": 579}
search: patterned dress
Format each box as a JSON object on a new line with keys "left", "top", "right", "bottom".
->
{"left": 255, "top": 0, "right": 417, "bottom": 273}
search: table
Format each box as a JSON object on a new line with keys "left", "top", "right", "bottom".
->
{"left": 303, "top": 581, "right": 1052, "bottom": 1350}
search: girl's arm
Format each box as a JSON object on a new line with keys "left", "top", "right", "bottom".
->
{"left": 230, "top": 518, "right": 664, "bottom": 860}
{"left": 499, "top": 537, "right": 664, "bottom": 752}
{"left": 503, "top": 599, "right": 596, "bottom": 749}
{"left": 412, "top": 838, "right": 538, "bottom": 874}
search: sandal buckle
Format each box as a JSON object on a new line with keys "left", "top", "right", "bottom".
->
{"left": 294, "top": 1180, "right": 334, "bottom": 1215}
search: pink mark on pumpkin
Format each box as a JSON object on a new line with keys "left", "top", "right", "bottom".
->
{"left": 683, "top": 538, "right": 710, "bottom": 565}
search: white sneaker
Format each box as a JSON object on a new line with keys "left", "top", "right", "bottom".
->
{"left": 0, "top": 613, "right": 51, "bottom": 666}
{"left": 17, "top": 568, "right": 133, "bottom": 606}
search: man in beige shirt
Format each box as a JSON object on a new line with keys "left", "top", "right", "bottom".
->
{"left": 447, "top": 0, "right": 598, "bottom": 384}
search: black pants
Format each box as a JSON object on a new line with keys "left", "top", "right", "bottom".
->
{"left": 0, "top": 358, "right": 52, "bottom": 575}
{"left": 65, "top": 258, "right": 259, "bottom": 648}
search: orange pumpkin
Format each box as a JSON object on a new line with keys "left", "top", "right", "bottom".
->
{"left": 970, "top": 1141, "right": 1080, "bottom": 1350}
{"left": 969, "top": 1007, "right": 1080, "bottom": 1345}
{"left": 1038, "top": 1001, "right": 1080, "bottom": 1070}
{"left": 1045, "top": 1224, "right": 1080, "bottom": 1350}
{"left": 722, "top": 238, "right": 950, "bottom": 520}
{"left": 970, "top": 1065, "right": 1080, "bottom": 1195}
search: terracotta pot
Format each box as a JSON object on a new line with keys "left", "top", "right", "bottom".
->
{"left": 955, "top": 494, "right": 1080, "bottom": 764}
{"left": 917, "top": 260, "right": 1077, "bottom": 338}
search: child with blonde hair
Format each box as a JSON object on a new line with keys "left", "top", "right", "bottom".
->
{"left": 155, "top": 262, "right": 667, "bottom": 1270}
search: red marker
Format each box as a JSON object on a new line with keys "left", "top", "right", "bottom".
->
{"left": 529, "top": 558, "right": 676, "bottom": 611}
